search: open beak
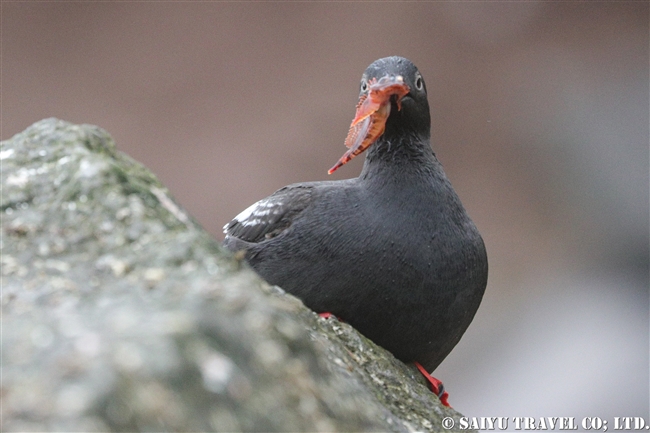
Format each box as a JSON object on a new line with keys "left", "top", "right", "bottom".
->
{"left": 328, "top": 75, "right": 410, "bottom": 174}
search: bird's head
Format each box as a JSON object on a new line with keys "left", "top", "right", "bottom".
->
{"left": 329, "top": 56, "right": 431, "bottom": 174}
{"left": 361, "top": 56, "right": 430, "bottom": 138}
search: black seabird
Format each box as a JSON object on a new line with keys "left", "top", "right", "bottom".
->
{"left": 223, "top": 56, "right": 488, "bottom": 406}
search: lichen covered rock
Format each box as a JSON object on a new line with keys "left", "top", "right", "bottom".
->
{"left": 1, "top": 119, "right": 473, "bottom": 432}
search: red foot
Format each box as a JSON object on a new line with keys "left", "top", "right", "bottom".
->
{"left": 318, "top": 312, "right": 344, "bottom": 322}
{"left": 319, "top": 314, "right": 448, "bottom": 406}
{"left": 414, "top": 362, "right": 450, "bottom": 407}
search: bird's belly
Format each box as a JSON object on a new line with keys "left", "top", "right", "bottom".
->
{"left": 249, "top": 224, "right": 487, "bottom": 368}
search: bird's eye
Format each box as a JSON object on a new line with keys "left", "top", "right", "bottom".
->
{"left": 415, "top": 75, "right": 424, "bottom": 91}
{"left": 361, "top": 79, "right": 368, "bottom": 92}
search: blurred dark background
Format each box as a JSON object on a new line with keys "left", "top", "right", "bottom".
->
{"left": 4, "top": 2, "right": 648, "bottom": 421}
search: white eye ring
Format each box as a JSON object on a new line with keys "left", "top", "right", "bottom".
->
{"left": 415, "top": 75, "right": 423, "bottom": 91}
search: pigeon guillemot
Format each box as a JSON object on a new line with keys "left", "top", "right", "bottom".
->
{"left": 223, "top": 56, "right": 488, "bottom": 406}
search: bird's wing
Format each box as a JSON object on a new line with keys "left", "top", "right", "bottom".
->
{"left": 223, "top": 185, "right": 314, "bottom": 243}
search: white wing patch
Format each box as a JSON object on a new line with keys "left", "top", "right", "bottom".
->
{"left": 223, "top": 198, "right": 283, "bottom": 233}
{"left": 223, "top": 186, "right": 313, "bottom": 243}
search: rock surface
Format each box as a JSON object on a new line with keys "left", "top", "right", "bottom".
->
{"left": 1, "top": 118, "right": 474, "bottom": 432}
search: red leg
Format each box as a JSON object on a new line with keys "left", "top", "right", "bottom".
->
{"left": 319, "top": 314, "right": 448, "bottom": 406}
{"left": 318, "top": 312, "right": 345, "bottom": 322}
{"left": 414, "top": 362, "right": 450, "bottom": 407}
